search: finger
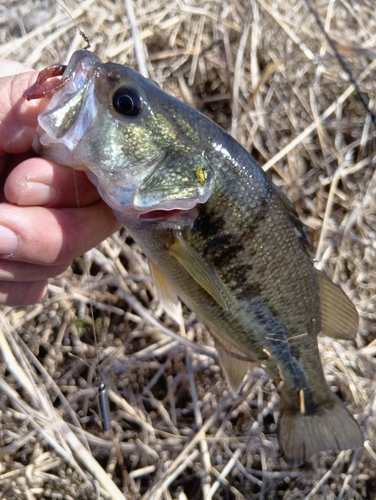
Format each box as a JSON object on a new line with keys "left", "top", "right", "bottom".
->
{"left": 0, "top": 201, "right": 121, "bottom": 265}
{"left": 0, "top": 71, "right": 46, "bottom": 156}
{"left": 0, "top": 60, "right": 33, "bottom": 77}
{"left": 0, "top": 280, "right": 48, "bottom": 306}
{"left": 0, "top": 259, "right": 70, "bottom": 282}
{"left": 5, "top": 158, "right": 101, "bottom": 208}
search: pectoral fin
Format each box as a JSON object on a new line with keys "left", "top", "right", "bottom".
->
{"left": 316, "top": 269, "right": 359, "bottom": 340}
{"left": 169, "top": 233, "right": 228, "bottom": 311}
{"left": 148, "top": 259, "right": 182, "bottom": 324}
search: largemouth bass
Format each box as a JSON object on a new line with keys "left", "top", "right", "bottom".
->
{"left": 24, "top": 50, "right": 363, "bottom": 466}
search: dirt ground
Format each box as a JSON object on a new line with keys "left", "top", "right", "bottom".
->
{"left": 1, "top": 0, "right": 376, "bottom": 498}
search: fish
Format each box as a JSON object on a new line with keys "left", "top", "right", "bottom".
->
{"left": 24, "top": 49, "right": 363, "bottom": 466}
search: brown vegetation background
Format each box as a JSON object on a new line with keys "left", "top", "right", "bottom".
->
{"left": 1, "top": 0, "right": 376, "bottom": 498}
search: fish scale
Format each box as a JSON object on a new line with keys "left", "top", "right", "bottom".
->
{"left": 24, "top": 49, "right": 363, "bottom": 466}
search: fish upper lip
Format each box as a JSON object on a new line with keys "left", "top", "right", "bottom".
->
{"left": 64, "top": 50, "right": 99, "bottom": 76}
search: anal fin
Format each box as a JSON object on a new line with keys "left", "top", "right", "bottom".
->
{"left": 215, "top": 342, "right": 252, "bottom": 394}
{"left": 209, "top": 329, "right": 254, "bottom": 394}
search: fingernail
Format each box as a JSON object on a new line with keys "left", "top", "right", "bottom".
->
{"left": 0, "top": 226, "right": 19, "bottom": 257}
{"left": 19, "top": 182, "right": 57, "bottom": 206}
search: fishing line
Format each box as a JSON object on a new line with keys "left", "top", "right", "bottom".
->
{"left": 55, "top": 0, "right": 111, "bottom": 432}
{"left": 304, "top": 0, "right": 376, "bottom": 126}
{"left": 56, "top": 0, "right": 91, "bottom": 50}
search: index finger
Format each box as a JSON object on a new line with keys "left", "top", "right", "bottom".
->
{"left": 0, "top": 60, "right": 33, "bottom": 78}
{"left": 0, "top": 69, "right": 46, "bottom": 157}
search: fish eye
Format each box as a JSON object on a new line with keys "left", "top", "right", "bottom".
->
{"left": 112, "top": 87, "right": 143, "bottom": 116}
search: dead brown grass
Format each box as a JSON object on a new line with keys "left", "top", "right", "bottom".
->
{"left": 1, "top": 0, "right": 376, "bottom": 498}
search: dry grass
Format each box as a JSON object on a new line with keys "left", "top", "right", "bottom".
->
{"left": 1, "top": 0, "right": 376, "bottom": 498}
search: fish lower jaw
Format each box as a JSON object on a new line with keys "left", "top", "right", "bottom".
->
{"left": 133, "top": 197, "right": 199, "bottom": 220}
{"left": 111, "top": 199, "right": 199, "bottom": 222}
{"left": 139, "top": 209, "right": 184, "bottom": 220}
{"left": 114, "top": 205, "right": 199, "bottom": 230}
{"left": 109, "top": 204, "right": 196, "bottom": 221}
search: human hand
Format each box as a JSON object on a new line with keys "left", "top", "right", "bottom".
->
{"left": 0, "top": 61, "right": 121, "bottom": 306}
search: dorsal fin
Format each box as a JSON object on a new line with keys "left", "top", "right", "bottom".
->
{"left": 169, "top": 233, "right": 228, "bottom": 311}
{"left": 316, "top": 269, "right": 359, "bottom": 340}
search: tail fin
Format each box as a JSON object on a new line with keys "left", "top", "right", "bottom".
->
{"left": 278, "top": 398, "right": 363, "bottom": 467}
